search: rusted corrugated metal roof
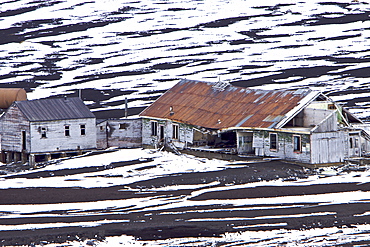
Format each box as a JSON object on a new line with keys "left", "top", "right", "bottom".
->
{"left": 15, "top": 97, "right": 95, "bottom": 122}
{"left": 140, "top": 79, "right": 318, "bottom": 129}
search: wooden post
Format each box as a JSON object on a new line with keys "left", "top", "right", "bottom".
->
{"left": 125, "top": 97, "right": 128, "bottom": 118}
{"left": 29, "top": 154, "right": 35, "bottom": 168}
{"left": 13, "top": 152, "right": 19, "bottom": 162}
{"left": 6, "top": 152, "right": 11, "bottom": 163}
{"left": 21, "top": 152, "right": 27, "bottom": 164}
{"left": 46, "top": 153, "right": 51, "bottom": 162}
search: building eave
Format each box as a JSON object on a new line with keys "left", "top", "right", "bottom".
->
{"left": 219, "top": 126, "right": 312, "bottom": 135}
{"left": 275, "top": 91, "right": 322, "bottom": 129}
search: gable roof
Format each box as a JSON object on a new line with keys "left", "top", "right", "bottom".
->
{"left": 140, "top": 79, "right": 320, "bottom": 129}
{"left": 15, "top": 97, "right": 95, "bottom": 122}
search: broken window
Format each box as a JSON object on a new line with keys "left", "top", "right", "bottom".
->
{"left": 172, "top": 124, "right": 179, "bottom": 139}
{"left": 151, "top": 121, "right": 158, "bottom": 136}
{"left": 65, "top": 125, "right": 70, "bottom": 137}
{"left": 41, "top": 127, "right": 47, "bottom": 138}
{"left": 80, "top": 124, "right": 86, "bottom": 135}
{"left": 328, "top": 104, "right": 336, "bottom": 110}
{"left": 270, "top": 133, "right": 277, "bottom": 151}
{"left": 293, "top": 135, "right": 301, "bottom": 152}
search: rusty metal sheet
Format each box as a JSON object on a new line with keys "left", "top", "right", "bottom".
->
{"left": 140, "top": 79, "right": 314, "bottom": 129}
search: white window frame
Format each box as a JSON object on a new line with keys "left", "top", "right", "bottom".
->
{"left": 65, "top": 125, "right": 70, "bottom": 137}
{"left": 172, "top": 124, "right": 179, "bottom": 140}
{"left": 151, "top": 121, "right": 158, "bottom": 136}
{"left": 80, "top": 124, "right": 86, "bottom": 136}
{"left": 269, "top": 133, "right": 278, "bottom": 151}
{"left": 293, "top": 135, "right": 302, "bottom": 153}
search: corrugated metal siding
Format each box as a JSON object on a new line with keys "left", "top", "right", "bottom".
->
{"left": 140, "top": 79, "right": 313, "bottom": 129}
{"left": 16, "top": 97, "right": 95, "bottom": 122}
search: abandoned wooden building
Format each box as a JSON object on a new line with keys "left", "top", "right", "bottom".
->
{"left": 140, "top": 79, "right": 370, "bottom": 164}
{"left": 1, "top": 79, "right": 369, "bottom": 166}
{"left": 96, "top": 118, "right": 142, "bottom": 150}
{"left": 0, "top": 97, "right": 97, "bottom": 164}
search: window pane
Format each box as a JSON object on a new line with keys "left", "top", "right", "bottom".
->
{"left": 80, "top": 124, "right": 86, "bottom": 135}
{"left": 151, "top": 121, "right": 157, "bottom": 136}
{"left": 293, "top": 135, "right": 301, "bottom": 152}
{"left": 172, "top": 125, "right": 179, "bottom": 139}
{"left": 270, "top": 133, "right": 277, "bottom": 150}
{"left": 119, "top": 123, "right": 129, "bottom": 129}
{"left": 65, "top": 126, "right": 70, "bottom": 136}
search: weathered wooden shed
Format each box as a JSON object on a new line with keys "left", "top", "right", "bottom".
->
{"left": 140, "top": 79, "right": 369, "bottom": 165}
{"left": 96, "top": 118, "right": 142, "bottom": 149}
{"left": 0, "top": 97, "right": 96, "bottom": 164}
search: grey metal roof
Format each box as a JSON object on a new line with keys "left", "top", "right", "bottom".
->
{"left": 15, "top": 97, "right": 95, "bottom": 122}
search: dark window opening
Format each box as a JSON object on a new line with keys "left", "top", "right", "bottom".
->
{"left": 65, "top": 125, "right": 70, "bottom": 137}
{"left": 293, "top": 135, "right": 301, "bottom": 152}
{"left": 41, "top": 127, "right": 47, "bottom": 138}
{"left": 349, "top": 137, "right": 353, "bottom": 148}
{"left": 22, "top": 131, "right": 26, "bottom": 150}
{"left": 270, "top": 133, "right": 277, "bottom": 150}
{"left": 215, "top": 131, "right": 237, "bottom": 148}
{"left": 159, "top": 125, "right": 165, "bottom": 141}
{"left": 80, "top": 124, "right": 86, "bottom": 135}
{"left": 328, "top": 104, "right": 336, "bottom": 110}
{"left": 151, "top": 121, "right": 158, "bottom": 136}
{"left": 119, "top": 123, "right": 129, "bottom": 129}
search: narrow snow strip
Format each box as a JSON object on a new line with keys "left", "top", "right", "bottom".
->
{"left": 186, "top": 212, "right": 336, "bottom": 222}
{"left": 0, "top": 219, "right": 129, "bottom": 231}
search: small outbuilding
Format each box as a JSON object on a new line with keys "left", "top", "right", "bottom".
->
{"left": 96, "top": 118, "right": 142, "bottom": 149}
{"left": 140, "top": 79, "right": 370, "bottom": 165}
{"left": 0, "top": 97, "right": 97, "bottom": 164}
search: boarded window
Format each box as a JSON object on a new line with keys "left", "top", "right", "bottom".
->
{"left": 172, "top": 124, "right": 179, "bottom": 139}
{"left": 151, "top": 121, "right": 158, "bottom": 136}
{"left": 270, "top": 133, "right": 277, "bottom": 150}
{"left": 119, "top": 123, "right": 129, "bottom": 129}
{"left": 65, "top": 125, "right": 70, "bottom": 137}
{"left": 293, "top": 135, "right": 301, "bottom": 152}
{"left": 80, "top": 124, "right": 86, "bottom": 135}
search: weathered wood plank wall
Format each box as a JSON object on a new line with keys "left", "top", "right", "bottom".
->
{"left": 0, "top": 105, "right": 30, "bottom": 152}
{"left": 311, "top": 132, "right": 346, "bottom": 164}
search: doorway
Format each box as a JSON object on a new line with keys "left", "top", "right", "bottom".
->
{"left": 159, "top": 125, "right": 165, "bottom": 142}
{"left": 21, "top": 131, "right": 26, "bottom": 151}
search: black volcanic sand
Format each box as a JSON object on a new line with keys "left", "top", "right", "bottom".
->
{"left": 0, "top": 160, "right": 369, "bottom": 246}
